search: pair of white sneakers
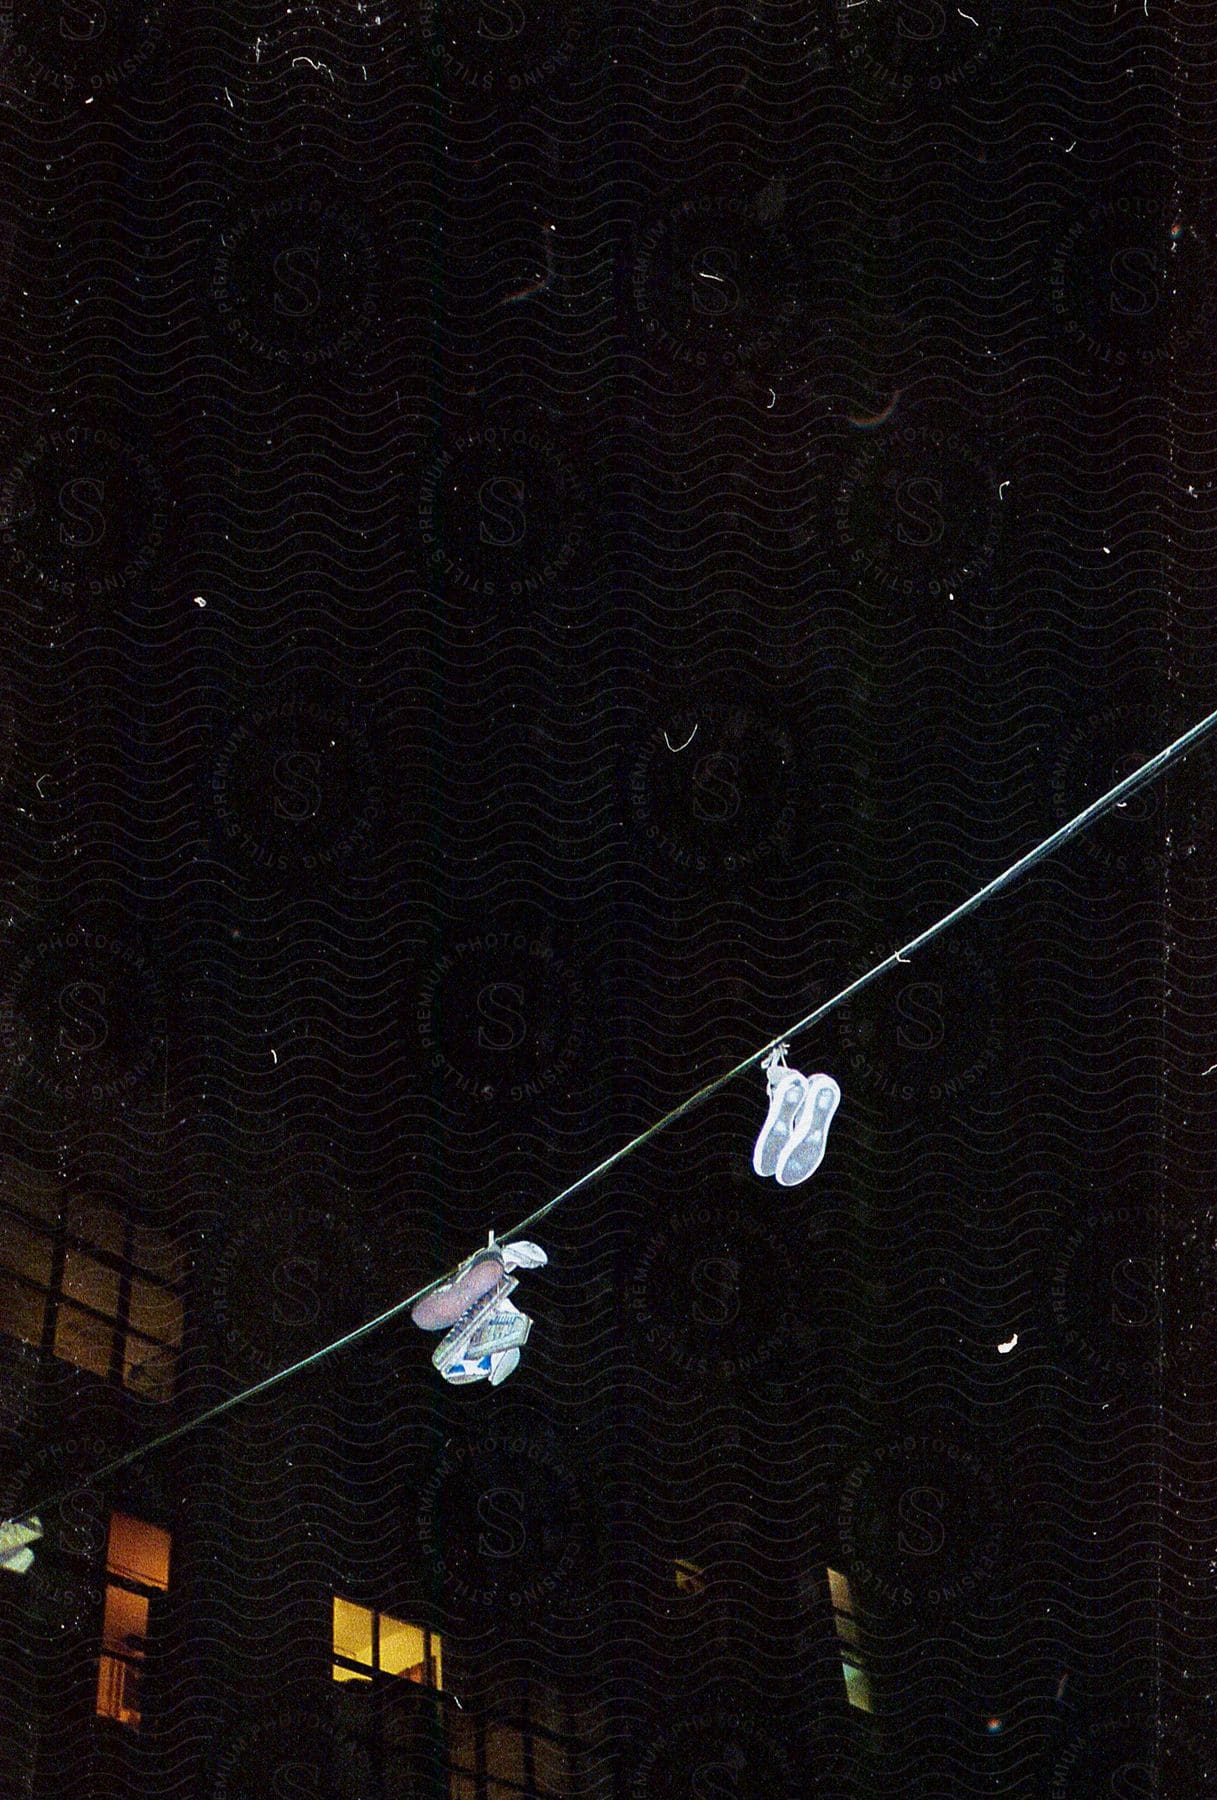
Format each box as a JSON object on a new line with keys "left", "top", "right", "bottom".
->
{"left": 751, "top": 1043, "right": 841, "bottom": 1186}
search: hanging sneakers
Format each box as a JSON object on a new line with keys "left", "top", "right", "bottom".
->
{"left": 753, "top": 1043, "right": 841, "bottom": 1186}
{"left": 751, "top": 1043, "right": 812, "bottom": 1178}
{"left": 414, "top": 1233, "right": 548, "bottom": 1387}
{"left": 775, "top": 1073, "right": 841, "bottom": 1187}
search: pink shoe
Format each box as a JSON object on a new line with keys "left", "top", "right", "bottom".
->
{"left": 410, "top": 1247, "right": 507, "bottom": 1332}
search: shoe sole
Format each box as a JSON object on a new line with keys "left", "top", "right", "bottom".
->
{"left": 752, "top": 1069, "right": 811, "bottom": 1178}
{"left": 411, "top": 1249, "right": 507, "bottom": 1331}
{"left": 775, "top": 1075, "right": 841, "bottom": 1186}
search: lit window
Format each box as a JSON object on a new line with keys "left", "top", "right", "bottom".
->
{"left": 331, "top": 1596, "right": 442, "bottom": 1688}
{"left": 96, "top": 1513, "right": 171, "bottom": 1731}
{"left": 0, "top": 1189, "right": 183, "bottom": 1402}
{"left": 106, "top": 1512, "right": 171, "bottom": 1590}
{"left": 827, "top": 1567, "right": 873, "bottom": 1714}
{"left": 674, "top": 1559, "right": 705, "bottom": 1595}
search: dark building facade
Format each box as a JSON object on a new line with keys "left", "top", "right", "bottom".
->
{"left": 0, "top": 3, "right": 1214, "bottom": 1798}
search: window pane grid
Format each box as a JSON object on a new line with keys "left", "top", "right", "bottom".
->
{"left": 0, "top": 1271, "right": 49, "bottom": 1345}
{"left": 331, "top": 1597, "right": 441, "bottom": 1689}
{"left": 0, "top": 1199, "right": 182, "bottom": 1400}
{"left": 0, "top": 1214, "right": 53, "bottom": 1285}
{"left": 53, "top": 1302, "right": 118, "bottom": 1381}
{"left": 446, "top": 1731, "right": 571, "bottom": 1799}
{"left": 96, "top": 1513, "right": 171, "bottom": 1733}
{"left": 62, "top": 1248, "right": 121, "bottom": 1313}
{"left": 97, "top": 1650, "right": 144, "bottom": 1728}
{"left": 272, "top": 1671, "right": 577, "bottom": 1800}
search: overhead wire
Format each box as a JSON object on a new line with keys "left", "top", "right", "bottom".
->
{"left": 10, "top": 700, "right": 1217, "bottom": 1527}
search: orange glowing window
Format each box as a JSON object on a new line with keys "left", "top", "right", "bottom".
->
{"left": 96, "top": 1513, "right": 172, "bottom": 1731}
{"left": 101, "top": 1583, "right": 148, "bottom": 1652}
{"left": 106, "top": 1513, "right": 170, "bottom": 1590}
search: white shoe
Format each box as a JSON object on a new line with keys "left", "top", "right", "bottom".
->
{"left": 752, "top": 1043, "right": 810, "bottom": 1178}
{"left": 0, "top": 1515, "right": 40, "bottom": 1576}
{"left": 775, "top": 1074, "right": 841, "bottom": 1186}
{"left": 500, "top": 1239, "right": 547, "bottom": 1273}
{"left": 488, "top": 1346, "right": 522, "bottom": 1386}
{"left": 433, "top": 1282, "right": 532, "bottom": 1384}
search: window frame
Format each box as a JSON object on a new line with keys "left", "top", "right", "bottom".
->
{"left": 332, "top": 1638, "right": 580, "bottom": 1800}
{"left": 95, "top": 1511, "right": 172, "bottom": 1733}
{"left": 0, "top": 1193, "right": 184, "bottom": 1402}
{"left": 331, "top": 1595, "right": 443, "bottom": 1689}
{"left": 442, "top": 1687, "right": 581, "bottom": 1800}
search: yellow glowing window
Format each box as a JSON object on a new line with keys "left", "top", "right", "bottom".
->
{"left": 674, "top": 1558, "right": 705, "bottom": 1594}
{"left": 96, "top": 1514, "right": 172, "bottom": 1732}
{"left": 333, "top": 1596, "right": 375, "bottom": 1679}
{"left": 379, "top": 1614, "right": 427, "bottom": 1680}
{"left": 827, "top": 1567, "right": 854, "bottom": 1615}
{"left": 331, "top": 1596, "right": 441, "bottom": 1688}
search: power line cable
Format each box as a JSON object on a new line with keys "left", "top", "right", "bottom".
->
{"left": 9, "top": 700, "right": 1217, "bottom": 1529}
